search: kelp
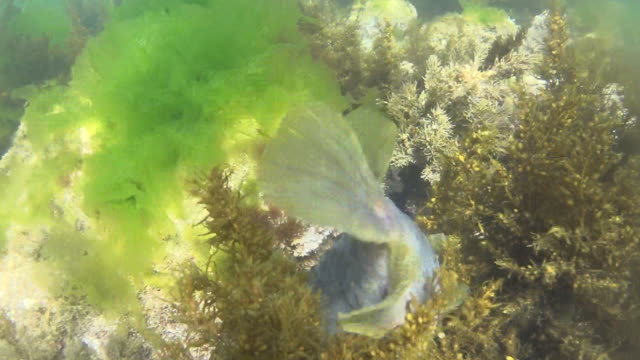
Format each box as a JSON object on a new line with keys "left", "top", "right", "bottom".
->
{"left": 1, "top": 0, "right": 638, "bottom": 358}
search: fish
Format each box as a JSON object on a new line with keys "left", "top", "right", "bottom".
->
{"left": 259, "top": 103, "right": 439, "bottom": 338}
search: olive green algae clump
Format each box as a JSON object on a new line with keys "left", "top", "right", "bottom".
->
{"left": 423, "top": 7, "right": 640, "bottom": 359}
{"left": 163, "top": 168, "right": 324, "bottom": 359}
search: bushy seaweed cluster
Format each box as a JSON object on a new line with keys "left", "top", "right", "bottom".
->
{"left": 299, "top": 0, "right": 416, "bottom": 101}
{"left": 162, "top": 168, "right": 326, "bottom": 359}
{"left": 423, "top": 4, "right": 640, "bottom": 358}
{"left": 300, "top": 0, "right": 524, "bottom": 213}
{"left": 0, "top": 0, "right": 344, "bottom": 313}
{"left": 163, "top": 168, "right": 474, "bottom": 360}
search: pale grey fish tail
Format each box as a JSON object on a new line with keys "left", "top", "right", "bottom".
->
{"left": 259, "top": 103, "right": 439, "bottom": 338}
{"left": 259, "top": 103, "right": 394, "bottom": 244}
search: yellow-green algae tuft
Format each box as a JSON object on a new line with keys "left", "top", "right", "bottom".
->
{"left": 0, "top": 0, "right": 343, "bottom": 312}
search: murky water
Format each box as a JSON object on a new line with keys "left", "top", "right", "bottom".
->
{"left": 1, "top": 1, "right": 638, "bottom": 359}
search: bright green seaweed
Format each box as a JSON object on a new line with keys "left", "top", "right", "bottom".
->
{"left": 0, "top": 0, "right": 343, "bottom": 310}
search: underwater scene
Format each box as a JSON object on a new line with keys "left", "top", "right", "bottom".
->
{"left": 1, "top": 0, "right": 639, "bottom": 359}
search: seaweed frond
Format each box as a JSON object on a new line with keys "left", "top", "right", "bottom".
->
{"left": 425, "top": 3, "right": 640, "bottom": 358}
{"left": 299, "top": 2, "right": 367, "bottom": 99}
{"left": 481, "top": 24, "right": 528, "bottom": 71}
{"left": 162, "top": 167, "right": 323, "bottom": 360}
{"left": 365, "top": 20, "right": 403, "bottom": 101}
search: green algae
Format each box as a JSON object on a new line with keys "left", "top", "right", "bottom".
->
{"left": 70, "top": 0, "right": 343, "bottom": 307}
{"left": 3, "top": 0, "right": 72, "bottom": 47}
{"left": 1, "top": 0, "right": 343, "bottom": 311}
{"left": 1, "top": 0, "right": 638, "bottom": 357}
{"left": 0, "top": 0, "right": 112, "bottom": 91}
{"left": 460, "top": 1, "right": 510, "bottom": 25}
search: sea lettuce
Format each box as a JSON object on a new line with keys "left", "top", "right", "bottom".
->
{"left": 0, "top": 0, "right": 343, "bottom": 310}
